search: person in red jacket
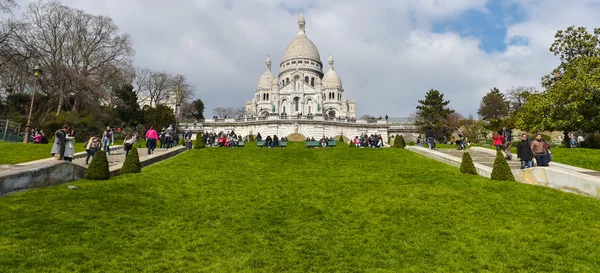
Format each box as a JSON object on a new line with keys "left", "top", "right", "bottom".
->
{"left": 492, "top": 131, "right": 506, "bottom": 152}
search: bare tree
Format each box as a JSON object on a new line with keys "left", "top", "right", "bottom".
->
{"left": 147, "top": 71, "right": 171, "bottom": 106}
{"left": 213, "top": 107, "right": 237, "bottom": 118}
{"left": 505, "top": 86, "right": 536, "bottom": 113}
{"left": 169, "top": 74, "right": 194, "bottom": 106}
{"left": 11, "top": 1, "right": 133, "bottom": 115}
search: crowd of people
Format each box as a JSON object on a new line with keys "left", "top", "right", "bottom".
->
{"left": 351, "top": 134, "right": 386, "bottom": 148}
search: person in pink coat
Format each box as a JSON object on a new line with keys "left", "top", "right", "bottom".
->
{"left": 145, "top": 126, "right": 159, "bottom": 155}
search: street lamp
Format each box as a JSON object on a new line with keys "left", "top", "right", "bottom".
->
{"left": 23, "top": 64, "right": 42, "bottom": 143}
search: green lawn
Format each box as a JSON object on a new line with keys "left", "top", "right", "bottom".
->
{"left": 0, "top": 140, "right": 149, "bottom": 164}
{"left": 1, "top": 143, "right": 600, "bottom": 272}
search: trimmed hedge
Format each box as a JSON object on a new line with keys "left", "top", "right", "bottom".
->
{"left": 338, "top": 135, "right": 344, "bottom": 142}
{"left": 393, "top": 134, "right": 405, "bottom": 148}
{"left": 249, "top": 135, "right": 255, "bottom": 142}
{"left": 85, "top": 150, "right": 110, "bottom": 180}
{"left": 120, "top": 148, "right": 141, "bottom": 174}
{"left": 194, "top": 133, "right": 205, "bottom": 149}
{"left": 491, "top": 151, "right": 515, "bottom": 181}
{"left": 460, "top": 152, "right": 478, "bottom": 175}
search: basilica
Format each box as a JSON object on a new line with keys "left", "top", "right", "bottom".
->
{"left": 245, "top": 14, "right": 356, "bottom": 119}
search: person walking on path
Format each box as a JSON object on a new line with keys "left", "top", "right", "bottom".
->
{"left": 501, "top": 127, "right": 513, "bottom": 160}
{"left": 63, "top": 129, "right": 76, "bottom": 162}
{"left": 492, "top": 131, "right": 506, "bottom": 152}
{"left": 517, "top": 133, "right": 534, "bottom": 169}
{"left": 165, "top": 125, "right": 173, "bottom": 149}
{"left": 51, "top": 125, "right": 69, "bottom": 160}
{"left": 145, "top": 126, "right": 159, "bottom": 155}
{"left": 425, "top": 128, "right": 435, "bottom": 149}
{"left": 530, "top": 134, "right": 549, "bottom": 167}
{"left": 84, "top": 133, "right": 102, "bottom": 165}
{"left": 123, "top": 132, "right": 136, "bottom": 157}
{"left": 102, "top": 126, "right": 114, "bottom": 155}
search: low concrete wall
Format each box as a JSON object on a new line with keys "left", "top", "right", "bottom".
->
{"left": 0, "top": 162, "right": 87, "bottom": 196}
{"left": 1, "top": 146, "right": 186, "bottom": 197}
{"left": 406, "top": 146, "right": 600, "bottom": 199}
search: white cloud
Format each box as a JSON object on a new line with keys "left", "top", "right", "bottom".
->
{"left": 14, "top": 0, "right": 600, "bottom": 117}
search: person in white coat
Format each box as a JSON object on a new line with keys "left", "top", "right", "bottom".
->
{"left": 63, "top": 129, "right": 76, "bottom": 162}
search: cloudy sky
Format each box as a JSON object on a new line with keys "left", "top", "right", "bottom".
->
{"left": 14, "top": 0, "right": 600, "bottom": 117}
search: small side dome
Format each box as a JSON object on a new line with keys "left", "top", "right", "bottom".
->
{"left": 257, "top": 55, "right": 275, "bottom": 89}
{"left": 322, "top": 55, "right": 342, "bottom": 89}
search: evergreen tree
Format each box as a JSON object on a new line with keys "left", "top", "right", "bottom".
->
{"left": 491, "top": 151, "right": 515, "bottom": 181}
{"left": 143, "top": 105, "right": 176, "bottom": 131}
{"left": 191, "top": 99, "right": 205, "bottom": 120}
{"left": 393, "top": 134, "right": 405, "bottom": 148}
{"left": 414, "top": 89, "right": 454, "bottom": 141}
{"left": 115, "top": 84, "right": 143, "bottom": 127}
{"left": 85, "top": 150, "right": 110, "bottom": 180}
{"left": 478, "top": 88, "right": 509, "bottom": 122}
{"left": 194, "top": 132, "right": 205, "bottom": 149}
{"left": 460, "top": 152, "right": 478, "bottom": 175}
{"left": 120, "top": 148, "right": 141, "bottom": 174}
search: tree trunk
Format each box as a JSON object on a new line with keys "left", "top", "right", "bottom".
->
{"left": 563, "top": 130, "right": 570, "bottom": 148}
{"left": 56, "top": 96, "right": 63, "bottom": 116}
{"left": 72, "top": 97, "right": 79, "bottom": 113}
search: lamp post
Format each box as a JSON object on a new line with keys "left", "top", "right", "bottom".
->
{"left": 23, "top": 65, "right": 42, "bottom": 143}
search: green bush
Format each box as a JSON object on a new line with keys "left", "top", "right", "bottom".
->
{"left": 249, "top": 135, "right": 255, "bottom": 142}
{"left": 194, "top": 133, "right": 205, "bottom": 149}
{"left": 460, "top": 152, "right": 478, "bottom": 175}
{"left": 120, "top": 148, "right": 141, "bottom": 174}
{"left": 393, "top": 134, "right": 405, "bottom": 148}
{"left": 580, "top": 133, "right": 600, "bottom": 149}
{"left": 338, "top": 135, "right": 344, "bottom": 142}
{"left": 491, "top": 151, "right": 515, "bottom": 181}
{"left": 407, "top": 141, "right": 416, "bottom": 146}
{"left": 348, "top": 140, "right": 355, "bottom": 148}
{"left": 85, "top": 150, "right": 110, "bottom": 180}
{"left": 541, "top": 134, "right": 551, "bottom": 142}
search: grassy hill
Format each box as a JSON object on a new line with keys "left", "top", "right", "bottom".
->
{"left": 1, "top": 143, "right": 599, "bottom": 272}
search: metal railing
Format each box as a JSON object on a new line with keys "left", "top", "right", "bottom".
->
{"left": 0, "top": 119, "right": 23, "bottom": 143}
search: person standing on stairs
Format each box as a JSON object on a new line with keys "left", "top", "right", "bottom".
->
{"left": 517, "top": 133, "right": 533, "bottom": 169}
{"left": 102, "top": 126, "right": 114, "bottom": 155}
{"left": 501, "top": 127, "right": 513, "bottom": 160}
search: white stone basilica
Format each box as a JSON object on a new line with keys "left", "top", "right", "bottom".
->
{"left": 245, "top": 14, "right": 356, "bottom": 119}
{"left": 178, "top": 14, "right": 417, "bottom": 141}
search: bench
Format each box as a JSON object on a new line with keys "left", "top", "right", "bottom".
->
{"left": 305, "top": 141, "right": 336, "bottom": 148}
{"left": 257, "top": 141, "right": 287, "bottom": 148}
{"left": 237, "top": 141, "right": 245, "bottom": 147}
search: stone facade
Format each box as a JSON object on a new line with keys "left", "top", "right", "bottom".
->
{"left": 245, "top": 14, "right": 356, "bottom": 119}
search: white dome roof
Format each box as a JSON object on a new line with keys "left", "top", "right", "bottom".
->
{"left": 322, "top": 55, "right": 342, "bottom": 89}
{"left": 257, "top": 55, "right": 275, "bottom": 89}
{"left": 282, "top": 13, "right": 321, "bottom": 62}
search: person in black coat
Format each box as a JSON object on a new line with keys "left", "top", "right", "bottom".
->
{"left": 517, "top": 133, "right": 534, "bottom": 169}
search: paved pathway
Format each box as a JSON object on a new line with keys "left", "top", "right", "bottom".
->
{"left": 435, "top": 147, "right": 600, "bottom": 177}
{"left": 72, "top": 146, "right": 187, "bottom": 170}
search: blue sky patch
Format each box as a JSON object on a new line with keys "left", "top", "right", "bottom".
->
{"left": 432, "top": 1, "right": 528, "bottom": 53}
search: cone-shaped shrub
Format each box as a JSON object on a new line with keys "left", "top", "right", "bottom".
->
{"left": 460, "top": 152, "right": 478, "bottom": 175}
{"left": 85, "top": 150, "right": 110, "bottom": 180}
{"left": 338, "top": 135, "right": 344, "bottom": 142}
{"left": 120, "top": 148, "right": 141, "bottom": 174}
{"left": 394, "top": 134, "right": 405, "bottom": 148}
{"left": 348, "top": 140, "right": 355, "bottom": 148}
{"left": 194, "top": 133, "right": 205, "bottom": 149}
{"left": 249, "top": 135, "right": 255, "bottom": 142}
{"left": 491, "top": 151, "right": 515, "bottom": 181}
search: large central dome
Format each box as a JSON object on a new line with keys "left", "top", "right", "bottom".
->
{"left": 281, "top": 13, "right": 321, "bottom": 63}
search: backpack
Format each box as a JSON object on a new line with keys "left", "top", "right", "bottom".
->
{"left": 92, "top": 140, "right": 102, "bottom": 150}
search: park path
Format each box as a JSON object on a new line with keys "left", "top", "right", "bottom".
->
{"left": 71, "top": 146, "right": 185, "bottom": 172}
{"left": 435, "top": 146, "right": 600, "bottom": 178}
